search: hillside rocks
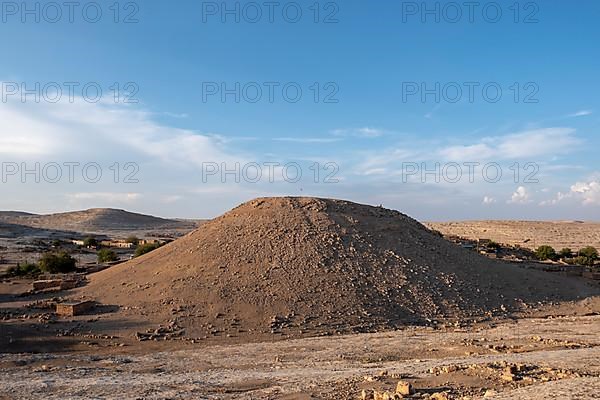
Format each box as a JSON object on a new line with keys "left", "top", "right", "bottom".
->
{"left": 79, "top": 197, "right": 598, "bottom": 341}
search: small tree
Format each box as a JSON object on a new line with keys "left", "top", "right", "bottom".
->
{"left": 579, "top": 246, "right": 599, "bottom": 259}
{"left": 574, "top": 256, "right": 595, "bottom": 266}
{"left": 134, "top": 242, "right": 161, "bottom": 258}
{"left": 38, "top": 252, "right": 77, "bottom": 274}
{"left": 83, "top": 237, "right": 98, "bottom": 248}
{"left": 558, "top": 248, "right": 573, "bottom": 259}
{"left": 7, "top": 262, "right": 41, "bottom": 277}
{"left": 486, "top": 241, "right": 501, "bottom": 251}
{"left": 97, "top": 249, "right": 118, "bottom": 263}
{"left": 535, "top": 245, "right": 557, "bottom": 261}
{"left": 575, "top": 247, "right": 598, "bottom": 266}
{"left": 126, "top": 236, "right": 140, "bottom": 246}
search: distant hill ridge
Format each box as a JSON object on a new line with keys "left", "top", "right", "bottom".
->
{"left": 427, "top": 220, "right": 600, "bottom": 251}
{"left": 0, "top": 208, "right": 198, "bottom": 233}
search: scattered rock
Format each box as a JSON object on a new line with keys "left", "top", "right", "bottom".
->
{"left": 395, "top": 381, "right": 413, "bottom": 396}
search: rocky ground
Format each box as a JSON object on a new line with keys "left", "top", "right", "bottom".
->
{"left": 2, "top": 200, "right": 600, "bottom": 399}
{"left": 1, "top": 314, "right": 599, "bottom": 399}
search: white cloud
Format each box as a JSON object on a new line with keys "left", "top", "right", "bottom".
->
{"left": 161, "top": 195, "right": 184, "bottom": 204}
{"left": 439, "top": 143, "right": 496, "bottom": 161}
{"left": 331, "top": 127, "right": 384, "bottom": 138}
{"left": 67, "top": 192, "right": 142, "bottom": 203}
{"left": 424, "top": 104, "right": 441, "bottom": 119}
{"left": 508, "top": 186, "right": 532, "bottom": 204}
{"left": 273, "top": 137, "right": 341, "bottom": 144}
{"left": 362, "top": 168, "right": 389, "bottom": 176}
{"left": 354, "top": 148, "right": 420, "bottom": 176}
{"left": 0, "top": 84, "right": 256, "bottom": 214}
{"left": 568, "top": 110, "right": 593, "bottom": 117}
{"left": 540, "top": 179, "right": 600, "bottom": 207}
{"left": 161, "top": 112, "right": 189, "bottom": 119}
{"left": 0, "top": 85, "right": 242, "bottom": 168}
{"left": 439, "top": 128, "right": 580, "bottom": 161}
{"left": 357, "top": 127, "right": 384, "bottom": 138}
{"left": 483, "top": 196, "right": 497, "bottom": 204}
{"left": 570, "top": 180, "right": 600, "bottom": 205}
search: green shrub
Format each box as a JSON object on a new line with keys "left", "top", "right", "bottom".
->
{"left": 38, "top": 252, "right": 77, "bottom": 274}
{"left": 558, "top": 248, "right": 573, "bottom": 259}
{"left": 578, "top": 246, "right": 598, "bottom": 260}
{"left": 7, "top": 262, "right": 41, "bottom": 277}
{"left": 126, "top": 236, "right": 140, "bottom": 246}
{"left": 535, "top": 245, "right": 557, "bottom": 261}
{"left": 82, "top": 237, "right": 98, "bottom": 248}
{"left": 486, "top": 241, "right": 501, "bottom": 250}
{"left": 97, "top": 249, "right": 118, "bottom": 263}
{"left": 571, "top": 247, "right": 598, "bottom": 266}
{"left": 134, "top": 242, "right": 161, "bottom": 257}
{"left": 573, "top": 256, "right": 595, "bottom": 267}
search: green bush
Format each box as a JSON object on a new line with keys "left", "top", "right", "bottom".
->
{"left": 486, "top": 241, "right": 501, "bottom": 250}
{"left": 573, "top": 256, "right": 594, "bottom": 267}
{"left": 83, "top": 237, "right": 98, "bottom": 248}
{"left": 558, "top": 248, "right": 573, "bottom": 259}
{"left": 578, "top": 246, "right": 598, "bottom": 260}
{"left": 38, "top": 252, "right": 77, "bottom": 274}
{"left": 7, "top": 262, "right": 41, "bottom": 277}
{"left": 97, "top": 249, "right": 118, "bottom": 263}
{"left": 126, "top": 236, "right": 140, "bottom": 246}
{"left": 134, "top": 242, "right": 161, "bottom": 257}
{"left": 535, "top": 245, "right": 557, "bottom": 261}
{"left": 571, "top": 247, "right": 598, "bottom": 266}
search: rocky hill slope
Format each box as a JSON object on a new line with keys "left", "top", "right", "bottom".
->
{"left": 79, "top": 198, "right": 599, "bottom": 341}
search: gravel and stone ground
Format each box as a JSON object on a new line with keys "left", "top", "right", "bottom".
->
{"left": 1, "top": 314, "right": 599, "bottom": 399}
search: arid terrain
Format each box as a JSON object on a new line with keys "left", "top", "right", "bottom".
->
{"left": 0, "top": 208, "right": 199, "bottom": 236}
{"left": 0, "top": 208, "right": 201, "bottom": 273}
{"left": 1, "top": 198, "right": 599, "bottom": 399}
{"left": 427, "top": 221, "right": 600, "bottom": 251}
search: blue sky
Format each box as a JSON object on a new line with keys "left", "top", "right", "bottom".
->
{"left": 1, "top": 0, "right": 599, "bottom": 220}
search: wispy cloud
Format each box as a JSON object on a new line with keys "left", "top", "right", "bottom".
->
{"left": 273, "top": 137, "right": 341, "bottom": 143}
{"left": 424, "top": 104, "right": 442, "bottom": 119}
{"left": 160, "top": 112, "right": 189, "bottom": 119}
{"left": 331, "top": 127, "right": 385, "bottom": 138}
{"left": 0, "top": 86, "right": 245, "bottom": 168}
{"left": 67, "top": 192, "right": 142, "bottom": 203}
{"left": 439, "top": 128, "right": 580, "bottom": 161}
{"left": 160, "top": 195, "right": 184, "bottom": 204}
{"left": 567, "top": 110, "right": 593, "bottom": 118}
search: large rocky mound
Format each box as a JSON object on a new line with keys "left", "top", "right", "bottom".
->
{"left": 0, "top": 208, "right": 196, "bottom": 233}
{"left": 81, "top": 197, "right": 598, "bottom": 340}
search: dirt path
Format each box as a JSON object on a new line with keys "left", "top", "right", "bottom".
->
{"left": 1, "top": 315, "right": 599, "bottom": 399}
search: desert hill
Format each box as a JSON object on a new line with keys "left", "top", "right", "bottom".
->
{"left": 0, "top": 211, "right": 36, "bottom": 217}
{"left": 80, "top": 197, "right": 599, "bottom": 341}
{"left": 0, "top": 208, "right": 197, "bottom": 233}
{"left": 427, "top": 220, "right": 600, "bottom": 251}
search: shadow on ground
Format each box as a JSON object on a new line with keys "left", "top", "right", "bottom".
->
{"left": 0, "top": 317, "right": 141, "bottom": 354}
